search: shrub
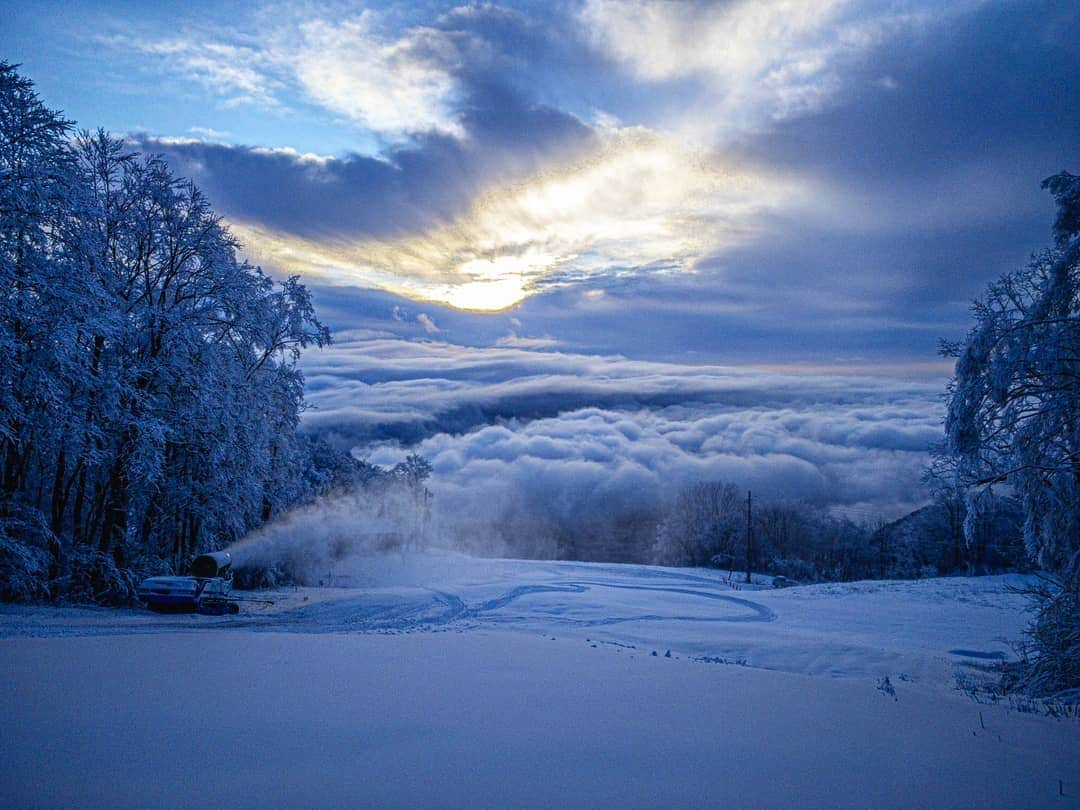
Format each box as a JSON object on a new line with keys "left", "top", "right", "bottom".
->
{"left": 1003, "top": 572, "right": 1080, "bottom": 703}
{"left": 55, "top": 549, "right": 137, "bottom": 606}
{"left": 0, "top": 534, "right": 52, "bottom": 602}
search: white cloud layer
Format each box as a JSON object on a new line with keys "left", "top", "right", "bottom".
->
{"left": 300, "top": 336, "right": 944, "bottom": 533}
{"left": 417, "top": 402, "right": 937, "bottom": 541}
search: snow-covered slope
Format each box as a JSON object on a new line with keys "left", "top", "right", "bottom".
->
{"left": 2, "top": 555, "right": 1076, "bottom": 808}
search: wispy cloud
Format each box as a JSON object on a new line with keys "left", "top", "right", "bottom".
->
{"left": 116, "top": 36, "right": 282, "bottom": 108}
{"left": 495, "top": 332, "right": 559, "bottom": 349}
{"left": 108, "top": 10, "right": 470, "bottom": 139}
{"left": 188, "top": 125, "right": 233, "bottom": 139}
{"left": 580, "top": 0, "right": 929, "bottom": 138}
{"left": 292, "top": 14, "right": 468, "bottom": 138}
{"left": 416, "top": 312, "right": 441, "bottom": 334}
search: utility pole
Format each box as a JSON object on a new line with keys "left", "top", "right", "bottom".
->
{"left": 876, "top": 516, "right": 886, "bottom": 579}
{"left": 745, "top": 490, "right": 753, "bottom": 584}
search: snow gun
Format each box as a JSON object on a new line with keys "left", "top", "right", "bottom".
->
{"left": 137, "top": 552, "right": 242, "bottom": 615}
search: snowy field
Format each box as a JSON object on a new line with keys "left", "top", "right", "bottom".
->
{"left": 2, "top": 554, "right": 1077, "bottom": 808}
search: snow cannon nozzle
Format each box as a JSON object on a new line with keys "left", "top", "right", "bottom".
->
{"left": 190, "top": 551, "right": 232, "bottom": 579}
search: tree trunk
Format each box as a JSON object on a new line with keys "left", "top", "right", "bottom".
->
{"left": 98, "top": 429, "right": 135, "bottom": 554}
{"left": 50, "top": 447, "right": 67, "bottom": 537}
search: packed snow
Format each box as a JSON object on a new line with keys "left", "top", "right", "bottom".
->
{"left": 2, "top": 554, "right": 1077, "bottom": 808}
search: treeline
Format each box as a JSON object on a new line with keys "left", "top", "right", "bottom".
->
{"left": 650, "top": 480, "right": 1025, "bottom": 582}
{"left": 0, "top": 63, "right": 354, "bottom": 603}
{"left": 443, "top": 475, "right": 1025, "bottom": 582}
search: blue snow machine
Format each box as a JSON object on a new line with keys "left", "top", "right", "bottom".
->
{"left": 137, "top": 552, "right": 240, "bottom": 615}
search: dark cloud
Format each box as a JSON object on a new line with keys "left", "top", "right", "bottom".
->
{"left": 133, "top": 5, "right": 596, "bottom": 240}
{"left": 655, "top": 0, "right": 1080, "bottom": 362}
{"left": 126, "top": 4, "right": 599, "bottom": 241}
{"left": 727, "top": 0, "right": 1079, "bottom": 240}
{"left": 303, "top": 274, "right": 965, "bottom": 369}
{"left": 728, "top": 1, "right": 1077, "bottom": 174}
{"left": 136, "top": 91, "right": 593, "bottom": 240}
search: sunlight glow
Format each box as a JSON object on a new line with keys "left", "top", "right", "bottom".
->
{"left": 231, "top": 128, "right": 799, "bottom": 311}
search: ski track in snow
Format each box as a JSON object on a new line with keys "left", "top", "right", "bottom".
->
{"left": 293, "top": 579, "right": 777, "bottom": 633}
{"left": 0, "top": 562, "right": 774, "bottom": 637}
{"left": 0, "top": 557, "right": 1031, "bottom": 687}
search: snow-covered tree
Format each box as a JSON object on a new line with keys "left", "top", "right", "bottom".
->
{"left": 0, "top": 64, "right": 351, "bottom": 602}
{"left": 944, "top": 172, "right": 1079, "bottom": 699}
{"left": 653, "top": 481, "right": 742, "bottom": 567}
{"left": 944, "top": 172, "right": 1079, "bottom": 575}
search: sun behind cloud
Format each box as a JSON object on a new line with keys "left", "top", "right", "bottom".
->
{"left": 231, "top": 127, "right": 799, "bottom": 311}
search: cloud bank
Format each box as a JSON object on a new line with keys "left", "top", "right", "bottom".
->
{"left": 298, "top": 336, "right": 945, "bottom": 557}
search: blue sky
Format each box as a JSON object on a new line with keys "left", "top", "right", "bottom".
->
{"left": 3, "top": 0, "right": 1076, "bottom": 370}
{"left": 6, "top": 0, "right": 1077, "bottom": 517}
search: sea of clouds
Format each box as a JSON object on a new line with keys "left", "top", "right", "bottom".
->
{"left": 298, "top": 333, "right": 947, "bottom": 557}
